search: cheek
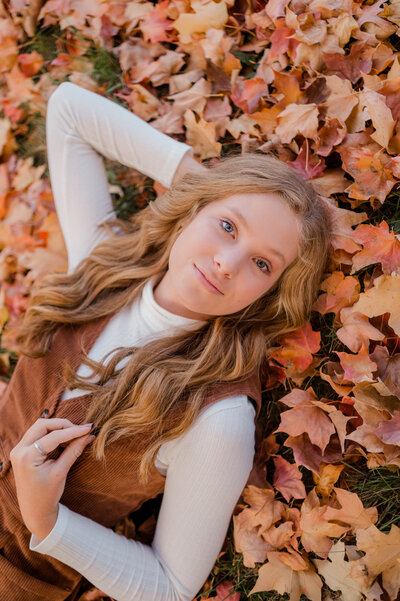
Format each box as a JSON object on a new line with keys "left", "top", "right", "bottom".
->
{"left": 168, "top": 228, "right": 196, "bottom": 268}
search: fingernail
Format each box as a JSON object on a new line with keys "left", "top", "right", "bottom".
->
{"left": 80, "top": 423, "right": 93, "bottom": 428}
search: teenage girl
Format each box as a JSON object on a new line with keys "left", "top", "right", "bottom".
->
{"left": 2, "top": 81, "right": 333, "bottom": 601}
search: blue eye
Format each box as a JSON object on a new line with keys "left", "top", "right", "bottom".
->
{"left": 221, "top": 219, "right": 234, "bottom": 234}
{"left": 255, "top": 258, "right": 270, "bottom": 273}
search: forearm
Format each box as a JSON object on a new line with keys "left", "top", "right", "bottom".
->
{"left": 48, "top": 81, "right": 193, "bottom": 189}
{"left": 46, "top": 81, "right": 196, "bottom": 271}
{"left": 30, "top": 504, "right": 191, "bottom": 601}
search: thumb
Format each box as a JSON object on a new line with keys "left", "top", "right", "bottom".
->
{"left": 57, "top": 434, "right": 95, "bottom": 472}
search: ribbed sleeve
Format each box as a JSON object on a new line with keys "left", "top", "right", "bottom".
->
{"left": 45, "top": 81, "right": 192, "bottom": 271}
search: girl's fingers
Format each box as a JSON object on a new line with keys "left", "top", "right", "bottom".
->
{"left": 30, "top": 423, "right": 94, "bottom": 456}
{"left": 18, "top": 418, "right": 77, "bottom": 446}
{"left": 56, "top": 434, "right": 95, "bottom": 473}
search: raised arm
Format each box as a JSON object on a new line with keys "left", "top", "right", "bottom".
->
{"left": 46, "top": 81, "right": 204, "bottom": 273}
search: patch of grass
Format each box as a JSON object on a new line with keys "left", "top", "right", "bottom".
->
{"left": 14, "top": 107, "right": 47, "bottom": 167}
{"left": 340, "top": 460, "right": 400, "bottom": 532}
{"left": 104, "top": 161, "right": 157, "bottom": 220}
{"left": 233, "top": 49, "right": 262, "bottom": 79}
{"left": 17, "top": 24, "right": 61, "bottom": 63}
{"left": 370, "top": 189, "right": 400, "bottom": 232}
{"left": 81, "top": 34, "right": 124, "bottom": 95}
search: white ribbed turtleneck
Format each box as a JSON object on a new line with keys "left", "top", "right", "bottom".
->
{"left": 29, "top": 81, "right": 257, "bottom": 601}
{"left": 60, "top": 275, "right": 205, "bottom": 404}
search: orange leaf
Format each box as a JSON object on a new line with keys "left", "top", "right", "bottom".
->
{"left": 249, "top": 550, "right": 323, "bottom": 601}
{"left": 231, "top": 78, "right": 269, "bottom": 113}
{"left": 141, "top": 0, "right": 174, "bottom": 44}
{"left": 270, "top": 322, "right": 321, "bottom": 372}
{"left": 273, "top": 455, "right": 306, "bottom": 502}
{"left": 312, "top": 271, "right": 360, "bottom": 316}
{"left": 274, "top": 396, "right": 336, "bottom": 453}
{"left": 350, "top": 221, "right": 400, "bottom": 275}
{"left": 334, "top": 342, "right": 378, "bottom": 384}
{"left": 18, "top": 51, "right": 44, "bottom": 77}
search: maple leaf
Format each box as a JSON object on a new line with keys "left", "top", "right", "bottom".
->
{"left": 249, "top": 549, "right": 323, "bottom": 601}
{"left": 17, "top": 50, "right": 43, "bottom": 77}
{"left": 232, "top": 508, "right": 271, "bottom": 567}
{"left": 313, "top": 463, "right": 344, "bottom": 499}
{"left": 322, "top": 486, "right": 378, "bottom": 531}
{"left": 312, "top": 539, "right": 366, "bottom": 601}
{"left": 168, "top": 78, "right": 212, "bottom": 117}
{"left": 323, "top": 41, "right": 374, "bottom": 84}
{"left": 124, "top": 2, "right": 153, "bottom": 35}
{"left": 374, "top": 409, "right": 400, "bottom": 445}
{"left": 274, "top": 401, "right": 336, "bottom": 454}
{"left": 339, "top": 144, "right": 399, "bottom": 206}
{"left": 242, "top": 486, "right": 286, "bottom": 533}
{"left": 141, "top": 0, "right": 174, "bottom": 44}
{"left": 173, "top": 0, "right": 229, "bottom": 36}
{"left": 272, "top": 455, "right": 306, "bottom": 502}
{"left": 284, "top": 432, "right": 343, "bottom": 476}
{"left": 288, "top": 140, "right": 326, "bottom": 180}
{"left": 315, "top": 116, "right": 347, "bottom": 157}
{"left": 275, "top": 103, "right": 319, "bottom": 145}
{"left": 337, "top": 307, "right": 385, "bottom": 353}
{"left": 231, "top": 77, "right": 269, "bottom": 113}
{"left": 334, "top": 343, "right": 378, "bottom": 385}
{"left": 312, "top": 271, "right": 360, "bottom": 316}
{"left": 0, "top": 118, "right": 12, "bottom": 157}
{"left": 327, "top": 203, "right": 368, "bottom": 255}
{"left": 300, "top": 488, "right": 349, "bottom": 558}
{"left": 226, "top": 114, "right": 259, "bottom": 140}
{"left": 269, "top": 322, "right": 321, "bottom": 372}
{"left": 269, "top": 19, "right": 299, "bottom": 60}
{"left": 313, "top": 400, "right": 356, "bottom": 454}
{"left": 350, "top": 221, "right": 400, "bottom": 275}
{"left": 0, "top": 12, "right": 19, "bottom": 72}
{"left": 232, "top": 485, "right": 298, "bottom": 566}
{"left": 369, "top": 344, "right": 400, "bottom": 400}
{"left": 5, "top": 63, "right": 38, "bottom": 106}
{"left": 352, "top": 274, "right": 400, "bottom": 336}
{"left": 361, "top": 88, "right": 396, "bottom": 152}
{"left": 183, "top": 108, "right": 221, "bottom": 160}
{"left": 250, "top": 105, "right": 282, "bottom": 137}
{"left": 352, "top": 523, "right": 400, "bottom": 600}
{"left": 215, "top": 580, "right": 240, "bottom": 601}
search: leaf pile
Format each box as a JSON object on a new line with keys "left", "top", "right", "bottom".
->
{"left": 0, "top": 1, "right": 399, "bottom": 600}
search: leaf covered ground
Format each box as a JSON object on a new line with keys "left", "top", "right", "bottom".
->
{"left": 0, "top": 1, "right": 399, "bottom": 600}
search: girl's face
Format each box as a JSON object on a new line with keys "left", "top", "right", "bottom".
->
{"left": 153, "top": 193, "right": 301, "bottom": 320}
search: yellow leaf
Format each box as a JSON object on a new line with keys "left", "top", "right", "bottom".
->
{"left": 174, "top": 0, "right": 228, "bottom": 35}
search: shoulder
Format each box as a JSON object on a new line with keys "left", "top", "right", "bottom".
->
{"left": 155, "top": 394, "right": 256, "bottom": 472}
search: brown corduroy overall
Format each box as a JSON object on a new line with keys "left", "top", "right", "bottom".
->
{"left": 0, "top": 313, "right": 262, "bottom": 601}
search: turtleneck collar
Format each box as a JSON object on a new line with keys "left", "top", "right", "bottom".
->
{"left": 136, "top": 275, "right": 207, "bottom": 335}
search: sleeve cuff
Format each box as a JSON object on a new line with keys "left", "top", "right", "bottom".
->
{"left": 29, "top": 504, "right": 71, "bottom": 554}
{"left": 160, "top": 143, "right": 193, "bottom": 189}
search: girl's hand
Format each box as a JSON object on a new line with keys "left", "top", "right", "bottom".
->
{"left": 10, "top": 418, "right": 95, "bottom": 541}
{"left": 171, "top": 148, "right": 208, "bottom": 186}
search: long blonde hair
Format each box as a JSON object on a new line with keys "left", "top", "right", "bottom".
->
{"left": 16, "top": 153, "right": 333, "bottom": 482}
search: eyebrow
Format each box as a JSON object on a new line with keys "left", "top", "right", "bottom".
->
{"left": 227, "top": 207, "right": 286, "bottom": 266}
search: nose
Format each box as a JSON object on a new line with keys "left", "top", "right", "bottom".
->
{"left": 214, "top": 251, "right": 239, "bottom": 278}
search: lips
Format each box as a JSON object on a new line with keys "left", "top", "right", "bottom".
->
{"left": 194, "top": 265, "right": 223, "bottom": 294}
